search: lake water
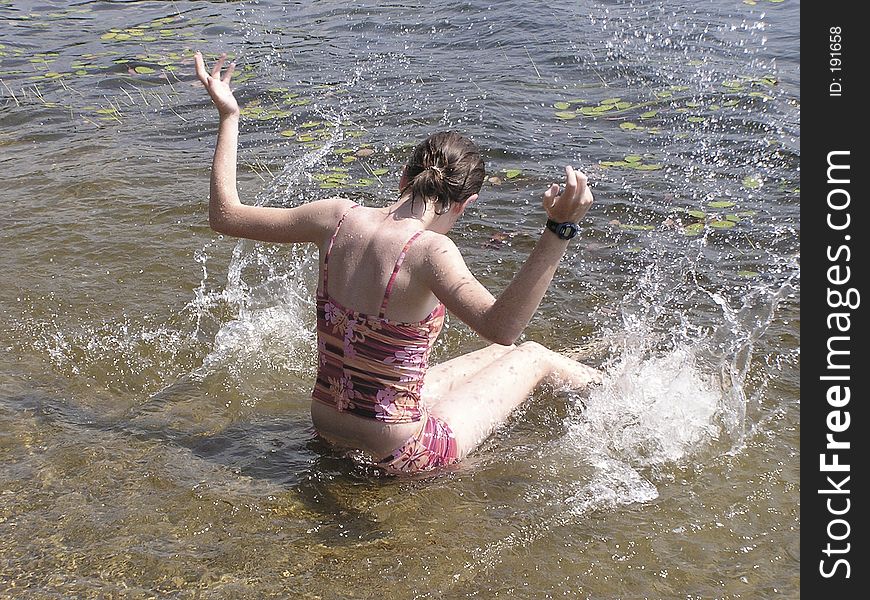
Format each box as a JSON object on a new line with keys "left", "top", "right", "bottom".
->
{"left": 1, "top": 0, "right": 800, "bottom": 597}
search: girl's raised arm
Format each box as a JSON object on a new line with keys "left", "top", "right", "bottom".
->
{"left": 194, "top": 51, "right": 344, "bottom": 245}
{"left": 426, "top": 166, "right": 593, "bottom": 345}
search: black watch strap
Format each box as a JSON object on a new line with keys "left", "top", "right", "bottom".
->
{"left": 545, "top": 218, "right": 580, "bottom": 240}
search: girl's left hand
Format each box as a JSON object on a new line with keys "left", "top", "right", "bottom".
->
{"left": 194, "top": 51, "right": 239, "bottom": 118}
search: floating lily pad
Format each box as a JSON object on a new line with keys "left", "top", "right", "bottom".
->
{"left": 686, "top": 210, "right": 707, "bottom": 219}
{"left": 632, "top": 163, "right": 663, "bottom": 171}
{"left": 553, "top": 101, "right": 571, "bottom": 110}
{"left": 371, "top": 168, "right": 390, "bottom": 176}
{"left": 600, "top": 161, "right": 630, "bottom": 168}
{"left": 614, "top": 101, "right": 633, "bottom": 110}
{"left": 554, "top": 111, "right": 577, "bottom": 120}
{"left": 619, "top": 122, "right": 639, "bottom": 130}
{"left": 625, "top": 155, "right": 643, "bottom": 164}
{"left": 738, "top": 270, "right": 760, "bottom": 278}
{"left": 709, "top": 220, "right": 737, "bottom": 229}
{"left": 707, "top": 200, "right": 736, "bottom": 209}
{"left": 280, "top": 129, "right": 296, "bottom": 137}
{"left": 687, "top": 116, "right": 706, "bottom": 123}
{"left": 341, "top": 155, "right": 356, "bottom": 163}
{"left": 724, "top": 214, "right": 742, "bottom": 222}
{"left": 736, "top": 210, "right": 757, "bottom": 217}
{"left": 640, "top": 110, "right": 658, "bottom": 119}
{"left": 683, "top": 223, "right": 705, "bottom": 236}
{"left": 504, "top": 169, "right": 522, "bottom": 179}
{"left": 600, "top": 97, "right": 621, "bottom": 105}
{"left": 742, "top": 176, "right": 762, "bottom": 189}
{"left": 134, "top": 66, "right": 155, "bottom": 74}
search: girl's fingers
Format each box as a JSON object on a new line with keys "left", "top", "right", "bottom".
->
{"left": 542, "top": 183, "right": 559, "bottom": 209}
{"left": 561, "top": 165, "right": 577, "bottom": 201}
{"left": 210, "top": 53, "right": 226, "bottom": 78}
{"left": 194, "top": 52, "right": 209, "bottom": 85}
{"left": 222, "top": 62, "right": 236, "bottom": 84}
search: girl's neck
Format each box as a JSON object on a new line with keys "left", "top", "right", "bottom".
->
{"left": 387, "top": 195, "right": 458, "bottom": 234}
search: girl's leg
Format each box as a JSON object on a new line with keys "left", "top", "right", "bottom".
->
{"left": 423, "top": 343, "right": 516, "bottom": 399}
{"left": 425, "top": 341, "right": 602, "bottom": 458}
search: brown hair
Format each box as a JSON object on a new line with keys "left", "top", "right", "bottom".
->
{"left": 400, "top": 131, "right": 486, "bottom": 215}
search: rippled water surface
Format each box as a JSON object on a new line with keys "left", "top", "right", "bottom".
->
{"left": 1, "top": 1, "right": 799, "bottom": 598}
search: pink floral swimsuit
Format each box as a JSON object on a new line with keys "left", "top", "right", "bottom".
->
{"left": 311, "top": 204, "right": 459, "bottom": 473}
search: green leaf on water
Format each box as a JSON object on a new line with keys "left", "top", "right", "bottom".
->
{"left": 554, "top": 111, "right": 577, "bottom": 120}
{"left": 709, "top": 220, "right": 736, "bottom": 229}
{"left": 134, "top": 66, "right": 155, "bottom": 74}
{"left": 683, "top": 223, "right": 705, "bottom": 236}
{"left": 371, "top": 168, "right": 390, "bottom": 176}
{"left": 619, "top": 122, "right": 639, "bottom": 130}
{"left": 707, "top": 200, "right": 736, "bottom": 208}
{"left": 600, "top": 161, "right": 630, "bottom": 168}
{"left": 742, "top": 176, "right": 762, "bottom": 189}
{"left": 736, "top": 210, "right": 757, "bottom": 217}
{"left": 633, "top": 163, "right": 663, "bottom": 171}
{"left": 624, "top": 155, "right": 643, "bottom": 163}
{"left": 614, "top": 101, "right": 633, "bottom": 110}
{"left": 686, "top": 210, "right": 707, "bottom": 219}
{"left": 600, "top": 97, "right": 621, "bottom": 105}
{"left": 640, "top": 110, "right": 658, "bottom": 119}
{"left": 553, "top": 101, "right": 571, "bottom": 110}
{"left": 279, "top": 130, "right": 297, "bottom": 137}
{"left": 655, "top": 90, "right": 673, "bottom": 99}
{"left": 579, "top": 106, "right": 601, "bottom": 116}
{"left": 725, "top": 214, "right": 742, "bottom": 222}
{"left": 738, "top": 270, "right": 760, "bottom": 278}
{"left": 504, "top": 169, "right": 522, "bottom": 179}
{"left": 342, "top": 155, "right": 357, "bottom": 163}
{"left": 687, "top": 116, "right": 706, "bottom": 123}
{"left": 297, "top": 134, "right": 315, "bottom": 142}
{"left": 722, "top": 100, "right": 739, "bottom": 107}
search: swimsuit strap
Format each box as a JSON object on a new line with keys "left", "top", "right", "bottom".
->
{"left": 322, "top": 203, "right": 358, "bottom": 294}
{"left": 379, "top": 230, "right": 425, "bottom": 318}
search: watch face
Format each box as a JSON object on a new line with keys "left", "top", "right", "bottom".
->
{"left": 557, "top": 223, "right": 578, "bottom": 239}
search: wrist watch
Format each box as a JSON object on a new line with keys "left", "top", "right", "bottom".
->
{"left": 545, "top": 218, "right": 580, "bottom": 240}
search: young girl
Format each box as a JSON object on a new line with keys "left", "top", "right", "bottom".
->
{"left": 195, "top": 52, "right": 601, "bottom": 474}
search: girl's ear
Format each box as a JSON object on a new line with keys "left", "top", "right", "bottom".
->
{"left": 452, "top": 193, "right": 479, "bottom": 214}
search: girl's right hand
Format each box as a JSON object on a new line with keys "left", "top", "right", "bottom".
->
{"left": 542, "top": 165, "right": 594, "bottom": 224}
{"left": 194, "top": 51, "right": 240, "bottom": 118}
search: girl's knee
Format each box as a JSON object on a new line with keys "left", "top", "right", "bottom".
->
{"left": 517, "top": 340, "right": 547, "bottom": 356}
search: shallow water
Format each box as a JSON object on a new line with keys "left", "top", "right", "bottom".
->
{"left": 1, "top": 0, "right": 799, "bottom": 598}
